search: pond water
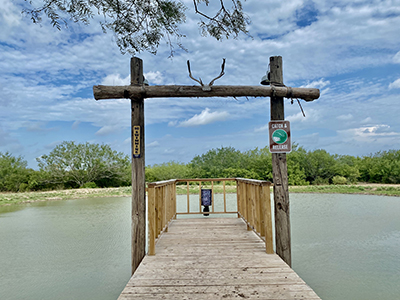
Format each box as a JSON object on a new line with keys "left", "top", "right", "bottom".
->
{"left": 0, "top": 193, "right": 399, "bottom": 300}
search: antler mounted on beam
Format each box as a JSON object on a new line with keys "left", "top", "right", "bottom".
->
{"left": 187, "top": 58, "right": 226, "bottom": 91}
{"left": 93, "top": 85, "right": 320, "bottom": 102}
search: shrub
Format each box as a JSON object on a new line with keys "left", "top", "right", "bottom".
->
{"left": 81, "top": 182, "right": 98, "bottom": 189}
{"left": 19, "top": 183, "right": 29, "bottom": 192}
{"left": 312, "top": 177, "right": 329, "bottom": 185}
{"left": 332, "top": 176, "right": 347, "bottom": 185}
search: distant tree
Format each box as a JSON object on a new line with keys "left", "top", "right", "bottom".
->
{"left": 189, "top": 146, "right": 245, "bottom": 178}
{"left": 145, "top": 161, "right": 190, "bottom": 182}
{"left": 37, "top": 141, "right": 130, "bottom": 188}
{"left": 242, "top": 146, "right": 272, "bottom": 180}
{"left": 359, "top": 150, "right": 400, "bottom": 184}
{"left": 287, "top": 144, "right": 308, "bottom": 185}
{"left": 0, "top": 152, "right": 31, "bottom": 192}
{"left": 302, "top": 149, "right": 336, "bottom": 184}
{"left": 334, "top": 155, "right": 360, "bottom": 184}
{"left": 22, "top": 0, "right": 250, "bottom": 55}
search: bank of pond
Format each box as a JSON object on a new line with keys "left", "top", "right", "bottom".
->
{"left": 1, "top": 184, "right": 400, "bottom": 207}
{"left": 0, "top": 193, "right": 399, "bottom": 300}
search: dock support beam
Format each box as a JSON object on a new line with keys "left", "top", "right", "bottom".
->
{"left": 270, "top": 56, "right": 291, "bottom": 267}
{"left": 130, "top": 57, "right": 146, "bottom": 275}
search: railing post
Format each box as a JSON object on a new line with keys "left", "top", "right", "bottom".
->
{"left": 164, "top": 185, "right": 168, "bottom": 232}
{"left": 223, "top": 181, "right": 227, "bottom": 213}
{"left": 236, "top": 180, "right": 241, "bottom": 218}
{"left": 173, "top": 181, "right": 177, "bottom": 219}
{"left": 186, "top": 181, "right": 190, "bottom": 214}
{"left": 198, "top": 181, "right": 202, "bottom": 213}
{"left": 262, "top": 183, "right": 274, "bottom": 254}
{"left": 148, "top": 185, "right": 156, "bottom": 255}
{"left": 246, "top": 183, "right": 252, "bottom": 231}
{"left": 255, "top": 184, "right": 261, "bottom": 234}
{"left": 156, "top": 187, "right": 161, "bottom": 237}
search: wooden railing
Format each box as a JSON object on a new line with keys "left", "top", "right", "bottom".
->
{"left": 175, "top": 178, "right": 237, "bottom": 215}
{"left": 236, "top": 178, "right": 274, "bottom": 254}
{"left": 147, "top": 179, "right": 177, "bottom": 256}
{"left": 147, "top": 178, "right": 274, "bottom": 255}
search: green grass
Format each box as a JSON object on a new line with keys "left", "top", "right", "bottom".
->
{"left": 2, "top": 184, "right": 399, "bottom": 207}
{"left": 289, "top": 185, "right": 400, "bottom": 196}
{"left": 0, "top": 186, "right": 132, "bottom": 206}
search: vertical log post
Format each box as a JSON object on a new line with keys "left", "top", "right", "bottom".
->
{"left": 130, "top": 57, "right": 146, "bottom": 275}
{"left": 270, "top": 56, "right": 291, "bottom": 266}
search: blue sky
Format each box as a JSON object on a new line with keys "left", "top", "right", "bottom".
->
{"left": 1, "top": 0, "right": 400, "bottom": 168}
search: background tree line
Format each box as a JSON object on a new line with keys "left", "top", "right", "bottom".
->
{"left": 144, "top": 145, "right": 400, "bottom": 186}
{"left": 1, "top": 141, "right": 400, "bottom": 193}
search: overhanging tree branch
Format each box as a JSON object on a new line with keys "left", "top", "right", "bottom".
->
{"left": 22, "top": 0, "right": 250, "bottom": 55}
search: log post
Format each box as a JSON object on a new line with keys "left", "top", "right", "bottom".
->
{"left": 130, "top": 57, "right": 146, "bottom": 275}
{"left": 270, "top": 56, "right": 291, "bottom": 266}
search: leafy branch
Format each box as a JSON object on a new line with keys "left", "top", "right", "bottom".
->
{"left": 22, "top": 0, "right": 250, "bottom": 55}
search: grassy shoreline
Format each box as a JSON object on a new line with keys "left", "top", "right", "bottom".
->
{"left": 1, "top": 184, "right": 400, "bottom": 207}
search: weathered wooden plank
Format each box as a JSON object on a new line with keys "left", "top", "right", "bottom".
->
{"left": 119, "top": 284, "right": 316, "bottom": 294}
{"left": 118, "top": 218, "right": 320, "bottom": 300}
{"left": 119, "top": 284, "right": 321, "bottom": 299}
{"left": 93, "top": 85, "right": 320, "bottom": 101}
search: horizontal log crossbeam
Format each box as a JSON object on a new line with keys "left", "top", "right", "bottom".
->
{"left": 93, "top": 85, "right": 319, "bottom": 102}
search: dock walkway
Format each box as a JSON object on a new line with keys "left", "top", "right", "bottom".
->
{"left": 118, "top": 218, "right": 321, "bottom": 299}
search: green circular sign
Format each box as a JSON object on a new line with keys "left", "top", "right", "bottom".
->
{"left": 272, "top": 129, "right": 288, "bottom": 144}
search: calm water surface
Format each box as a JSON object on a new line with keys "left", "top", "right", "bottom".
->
{"left": 0, "top": 193, "right": 399, "bottom": 300}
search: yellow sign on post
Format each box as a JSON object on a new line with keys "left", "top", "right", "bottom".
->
{"left": 133, "top": 125, "right": 141, "bottom": 158}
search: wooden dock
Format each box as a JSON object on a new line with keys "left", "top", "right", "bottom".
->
{"left": 118, "top": 217, "right": 321, "bottom": 299}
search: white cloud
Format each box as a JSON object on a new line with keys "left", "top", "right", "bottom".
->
{"left": 286, "top": 108, "right": 320, "bottom": 124}
{"left": 254, "top": 124, "right": 269, "bottom": 133}
{"left": 147, "top": 141, "right": 159, "bottom": 148}
{"left": 95, "top": 125, "right": 120, "bottom": 136}
{"left": 389, "top": 78, "right": 400, "bottom": 89}
{"left": 360, "top": 117, "right": 372, "bottom": 124}
{"left": 301, "top": 79, "right": 330, "bottom": 89}
{"left": 168, "top": 121, "right": 178, "bottom": 127}
{"left": 337, "top": 114, "right": 353, "bottom": 121}
{"left": 0, "top": 0, "right": 21, "bottom": 27}
{"left": 101, "top": 74, "right": 130, "bottom": 86}
{"left": 393, "top": 51, "right": 400, "bottom": 63}
{"left": 71, "top": 121, "right": 81, "bottom": 129}
{"left": 177, "top": 108, "right": 229, "bottom": 127}
{"left": 145, "top": 71, "right": 164, "bottom": 85}
{"left": 338, "top": 124, "right": 399, "bottom": 140}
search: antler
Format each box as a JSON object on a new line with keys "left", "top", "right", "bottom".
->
{"left": 187, "top": 60, "right": 204, "bottom": 86}
{"left": 208, "top": 58, "right": 226, "bottom": 86}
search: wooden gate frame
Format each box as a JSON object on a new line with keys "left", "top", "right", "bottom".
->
{"left": 93, "top": 56, "right": 320, "bottom": 273}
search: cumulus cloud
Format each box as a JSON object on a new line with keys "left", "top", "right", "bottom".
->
{"left": 389, "top": 78, "right": 400, "bottom": 89}
{"left": 338, "top": 125, "right": 399, "bottom": 140}
{"left": 145, "top": 71, "right": 164, "bottom": 85}
{"left": 177, "top": 108, "right": 229, "bottom": 127}
{"left": 101, "top": 74, "right": 130, "bottom": 86}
